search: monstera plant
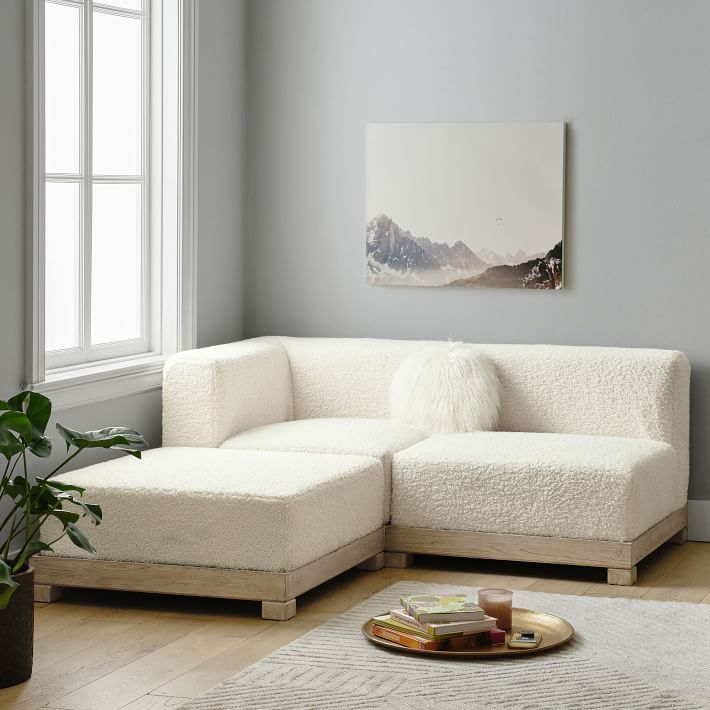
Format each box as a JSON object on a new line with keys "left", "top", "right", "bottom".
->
{"left": 0, "top": 390, "right": 147, "bottom": 688}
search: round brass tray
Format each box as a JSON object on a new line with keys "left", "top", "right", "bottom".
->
{"left": 362, "top": 608, "right": 574, "bottom": 658}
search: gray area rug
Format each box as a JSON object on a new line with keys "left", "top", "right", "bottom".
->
{"left": 183, "top": 582, "right": 710, "bottom": 709}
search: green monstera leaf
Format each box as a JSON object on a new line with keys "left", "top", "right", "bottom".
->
{"left": 0, "top": 410, "right": 32, "bottom": 444}
{"left": 66, "top": 523, "right": 96, "bottom": 554}
{"left": 56, "top": 424, "right": 148, "bottom": 458}
{"left": 0, "top": 427, "right": 24, "bottom": 461}
{"left": 0, "top": 391, "right": 52, "bottom": 458}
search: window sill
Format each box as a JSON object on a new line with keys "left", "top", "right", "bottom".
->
{"left": 26, "top": 354, "right": 166, "bottom": 411}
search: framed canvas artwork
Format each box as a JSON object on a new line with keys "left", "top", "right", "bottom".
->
{"left": 366, "top": 122, "right": 565, "bottom": 289}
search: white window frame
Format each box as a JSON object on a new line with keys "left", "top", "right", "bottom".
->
{"left": 25, "top": 0, "right": 197, "bottom": 410}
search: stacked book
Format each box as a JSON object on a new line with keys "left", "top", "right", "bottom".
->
{"left": 372, "top": 593, "right": 506, "bottom": 651}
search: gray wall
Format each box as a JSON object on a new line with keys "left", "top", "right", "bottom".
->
{"left": 197, "top": 0, "right": 246, "bottom": 347}
{"left": 0, "top": 0, "right": 246, "bottom": 486}
{"left": 244, "top": 0, "right": 710, "bottom": 500}
{"left": 0, "top": 0, "right": 26, "bottom": 410}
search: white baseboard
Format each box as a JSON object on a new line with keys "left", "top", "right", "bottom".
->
{"left": 688, "top": 500, "right": 710, "bottom": 542}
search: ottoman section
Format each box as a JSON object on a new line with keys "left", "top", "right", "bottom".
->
{"left": 42, "top": 447, "right": 384, "bottom": 572}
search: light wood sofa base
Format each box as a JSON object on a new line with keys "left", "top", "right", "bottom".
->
{"left": 385, "top": 506, "right": 687, "bottom": 586}
{"left": 34, "top": 583, "right": 63, "bottom": 603}
{"left": 670, "top": 526, "right": 688, "bottom": 544}
{"left": 262, "top": 599, "right": 297, "bottom": 621}
{"left": 33, "top": 528, "right": 384, "bottom": 620}
{"left": 608, "top": 566, "right": 637, "bottom": 585}
{"left": 32, "top": 506, "right": 687, "bottom": 608}
{"left": 384, "top": 551, "right": 414, "bottom": 569}
{"left": 356, "top": 552, "right": 385, "bottom": 571}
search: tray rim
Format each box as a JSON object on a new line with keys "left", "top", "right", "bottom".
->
{"left": 362, "top": 607, "right": 574, "bottom": 658}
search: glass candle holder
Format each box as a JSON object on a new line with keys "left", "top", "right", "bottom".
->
{"left": 477, "top": 588, "right": 513, "bottom": 631}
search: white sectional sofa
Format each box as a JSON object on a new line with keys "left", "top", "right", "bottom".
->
{"left": 35, "top": 337, "right": 690, "bottom": 619}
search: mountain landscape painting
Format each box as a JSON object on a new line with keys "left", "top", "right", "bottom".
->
{"left": 366, "top": 123, "right": 565, "bottom": 289}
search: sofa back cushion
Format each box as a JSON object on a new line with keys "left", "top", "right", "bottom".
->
{"left": 277, "top": 337, "right": 689, "bottom": 454}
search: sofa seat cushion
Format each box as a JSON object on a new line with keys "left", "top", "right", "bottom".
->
{"left": 42, "top": 448, "right": 384, "bottom": 572}
{"left": 391, "top": 432, "right": 681, "bottom": 542}
{"left": 220, "top": 418, "right": 426, "bottom": 522}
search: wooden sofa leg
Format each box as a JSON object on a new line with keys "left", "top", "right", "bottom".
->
{"left": 356, "top": 552, "right": 385, "bottom": 571}
{"left": 607, "top": 566, "right": 637, "bottom": 586}
{"left": 384, "top": 552, "right": 413, "bottom": 569}
{"left": 670, "top": 527, "right": 688, "bottom": 544}
{"left": 35, "top": 584, "right": 63, "bottom": 603}
{"left": 262, "top": 599, "right": 297, "bottom": 621}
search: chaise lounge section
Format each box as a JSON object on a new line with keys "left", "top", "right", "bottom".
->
{"left": 35, "top": 336, "right": 690, "bottom": 616}
{"left": 37, "top": 448, "right": 386, "bottom": 620}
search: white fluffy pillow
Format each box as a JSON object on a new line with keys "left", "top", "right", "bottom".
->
{"left": 389, "top": 343, "right": 500, "bottom": 435}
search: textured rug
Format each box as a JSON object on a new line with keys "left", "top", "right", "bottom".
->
{"left": 183, "top": 582, "right": 710, "bottom": 709}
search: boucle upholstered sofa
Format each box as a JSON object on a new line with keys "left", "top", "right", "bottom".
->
{"left": 34, "top": 337, "right": 690, "bottom": 619}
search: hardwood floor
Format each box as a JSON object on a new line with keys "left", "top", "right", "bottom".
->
{"left": 2, "top": 540, "right": 709, "bottom": 709}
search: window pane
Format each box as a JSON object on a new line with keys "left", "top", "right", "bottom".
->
{"left": 45, "top": 2, "right": 82, "bottom": 174}
{"left": 98, "top": 0, "right": 143, "bottom": 11}
{"left": 93, "top": 12, "right": 142, "bottom": 175}
{"left": 45, "top": 182, "right": 81, "bottom": 351}
{"left": 91, "top": 184, "right": 142, "bottom": 344}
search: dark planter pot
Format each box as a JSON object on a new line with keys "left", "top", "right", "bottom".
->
{"left": 0, "top": 566, "right": 34, "bottom": 688}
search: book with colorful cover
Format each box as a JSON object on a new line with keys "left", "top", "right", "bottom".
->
{"left": 371, "top": 624, "right": 444, "bottom": 651}
{"left": 372, "top": 614, "right": 432, "bottom": 639}
{"left": 399, "top": 593, "right": 485, "bottom": 622}
{"left": 389, "top": 608, "right": 496, "bottom": 639}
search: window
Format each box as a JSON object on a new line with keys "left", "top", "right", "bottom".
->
{"left": 44, "top": 0, "right": 148, "bottom": 366}
{"left": 27, "top": 0, "right": 196, "bottom": 408}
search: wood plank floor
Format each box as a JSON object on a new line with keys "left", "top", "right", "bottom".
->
{"left": 2, "top": 540, "right": 709, "bottom": 709}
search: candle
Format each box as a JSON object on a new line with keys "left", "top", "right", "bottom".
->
{"left": 477, "top": 588, "right": 513, "bottom": 631}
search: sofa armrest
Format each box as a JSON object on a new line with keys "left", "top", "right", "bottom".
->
{"left": 162, "top": 337, "right": 293, "bottom": 447}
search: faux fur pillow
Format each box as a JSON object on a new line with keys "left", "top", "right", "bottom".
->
{"left": 389, "top": 343, "right": 500, "bottom": 435}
